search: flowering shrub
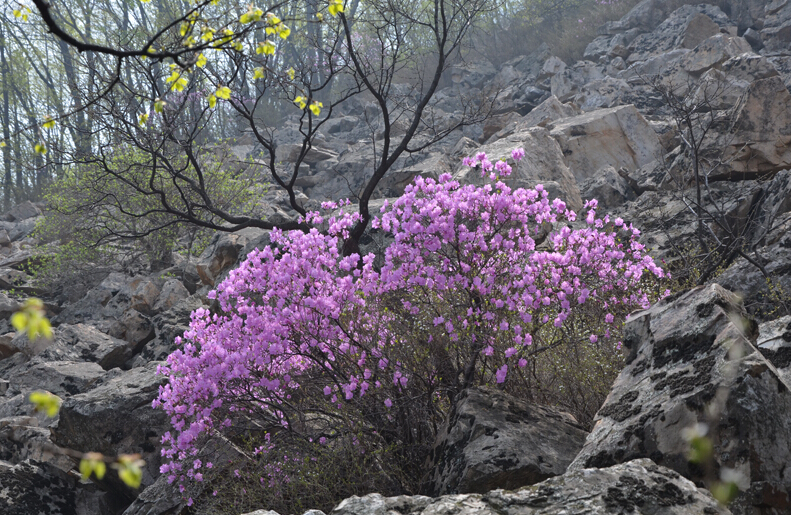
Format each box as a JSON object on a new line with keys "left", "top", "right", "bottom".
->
{"left": 154, "top": 148, "right": 666, "bottom": 509}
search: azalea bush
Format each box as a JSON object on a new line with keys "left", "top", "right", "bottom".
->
{"left": 154, "top": 148, "right": 666, "bottom": 510}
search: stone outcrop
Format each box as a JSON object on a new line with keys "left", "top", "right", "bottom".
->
{"left": 548, "top": 105, "right": 662, "bottom": 182}
{"left": 569, "top": 284, "right": 791, "bottom": 515}
{"left": 422, "top": 387, "right": 588, "bottom": 496}
{"left": 327, "top": 459, "right": 729, "bottom": 515}
{"left": 52, "top": 362, "right": 169, "bottom": 502}
{"left": 453, "top": 127, "right": 583, "bottom": 211}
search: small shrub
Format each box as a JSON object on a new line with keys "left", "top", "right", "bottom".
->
{"left": 155, "top": 149, "right": 667, "bottom": 512}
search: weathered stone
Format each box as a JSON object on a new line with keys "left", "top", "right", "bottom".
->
{"left": 4, "top": 201, "right": 41, "bottom": 222}
{"left": 548, "top": 105, "right": 662, "bottom": 182}
{"left": 550, "top": 61, "right": 605, "bottom": 101}
{"left": 454, "top": 127, "right": 583, "bottom": 212}
{"left": 11, "top": 360, "right": 105, "bottom": 398}
{"left": 329, "top": 459, "right": 728, "bottom": 515}
{"left": 194, "top": 228, "right": 270, "bottom": 287}
{"left": 677, "top": 34, "right": 753, "bottom": 75}
{"left": 108, "top": 309, "right": 155, "bottom": 353}
{"left": 37, "top": 324, "right": 133, "bottom": 371}
{"left": 121, "top": 472, "right": 187, "bottom": 515}
{"left": 0, "top": 459, "right": 78, "bottom": 515}
{"left": 569, "top": 284, "right": 791, "bottom": 515}
{"left": 52, "top": 362, "right": 169, "bottom": 501}
{"left": 538, "top": 56, "right": 566, "bottom": 81}
{"left": 422, "top": 387, "right": 587, "bottom": 496}
{"left": 580, "top": 166, "right": 637, "bottom": 209}
{"left": 128, "top": 294, "right": 206, "bottom": 368}
{"left": 571, "top": 77, "right": 632, "bottom": 111}
{"left": 450, "top": 60, "right": 496, "bottom": 89}
{"left": 128, "top": 278, "right": 161, "bottom": 316}
{"left": 152, "top": 278, "right": 189, "bottom": 313}
{"left": 756, "top": 315, "right": 791, "bottom": 387}
{"left": 626, "top": 4, "right": 731, "bottom": 64}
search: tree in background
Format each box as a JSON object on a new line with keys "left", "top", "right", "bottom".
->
{"left": 4, "top": 0, "right": 491, "bottom": 272}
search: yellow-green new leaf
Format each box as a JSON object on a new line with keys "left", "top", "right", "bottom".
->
{"left": 154, "top": 99, "right": 166, "bottom": 113}
{"left": 138, "top": 113, "right": 149, "bottom": 126}
{"left": 329, "top": 0, "right": 345, "bottom": 17}
{"left": 215, "top": 87, "right": 232, "bottom": 100}
{"left": 196, "top": 53, "right": 207, "bottom": 68}
{"left": 208, "top": 95, "right": 217, "bottom": 108}
{"left": 29, "top": 391, "right": 61, "bottom": 418}
{"left": 80, "top": 453, "right": 107, "bottom": 480}
{"left": 309, "top": 101, "right": 323, "bottom": 116}
{"left": 294, "top": 96, "right": 307, "bottom": 109}
{"left": 42, "top": 116, "right": 56, "bottom": 129}
{"left": 257, "top": 40, "right": 276, "bottom": 55}
{"left": 34, "top": 143, "right": 47, "bottom": 155}
{"left": 253, "top": 67, "right": 266, "bottom": 80}
{"left": 288, "top": 67, "right": 295, "bottom": 80}
{"left": 114, "top": 455, "right": 145, "bottom": 489}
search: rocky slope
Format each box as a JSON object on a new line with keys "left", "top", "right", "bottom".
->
{"left": 2, "top": 0, "right": 791, "bottom": 513}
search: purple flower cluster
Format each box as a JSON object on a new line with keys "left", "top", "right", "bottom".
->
{"left": 153, "top": 149, "right": 666, "bottom": 492}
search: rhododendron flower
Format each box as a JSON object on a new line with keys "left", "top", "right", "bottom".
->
{"left": 153, "top": 147, "right": 666, "bottom": 495}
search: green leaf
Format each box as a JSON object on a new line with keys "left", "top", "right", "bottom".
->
{"left": 329, "top": 0, "right": 345, "bottom": 17}
{"left": 80, "top": 453, "right": 107, "bottom": 480}
{"left": 29, "top": 391, "right": 62, "bottom": 418}
{"left": 711, "top": 481, "right": 739, "bottom": 505}
{"left": 114, "top": 454, "right": 145, "bottom": 488}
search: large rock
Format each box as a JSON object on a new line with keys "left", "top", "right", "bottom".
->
{"left": 193, "top": 228, "right": 269, "bottom": 287}
{"left": 10, "top": 360, "right": 105, "bottom": 398}
{"left": 121, "top": 472, "right": 187, "bottom": 515}
{"left": 756, "top": 315, "right": 791, "bottom": 387}
{"left": 108, "top": 309, "right": 155, "bottom": 354}
{"left": 422, "top": 387, "right": 587, "bottom": 496}
{"left": 330, "top": 459, "right": 729, "bottom": 515}
{"left": 52, "top": 362, "right": 169, "bottom": 502}
{"left": 548, "top": 105, "right": 662, "bottom": 182}
{"left": 0, "top": 459, "right": 79, "bottom": 515}
{"left": 550, "top": 61, "right": 605, "bottom": 101}
{"left": 580, "top": 166, "right": 637, "bottom": 209}
{"left": 717, "top": 76, "right": 791, "bottom": 176}
{"left": 128, "top": 294, "right": 206, "bottom": 367}
{"left": 454, "top": 126, "right": 583, "bottom": 212}
{"left": 4, "top": 200, "right": 42, "bottom": 222}
{"left": 626, "top": 5, "right": 730, "bottom": 64}
{"left": 36, "top": 324, "right": 134, "bottom": 371}
{"left": 569, "top": 284, "right": 791, "bottom": 515}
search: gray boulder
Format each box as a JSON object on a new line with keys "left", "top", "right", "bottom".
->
{"left": 37, "top": 324, "right": 133, "bottom": 371}
{"left": 121, "top": 472, "right": 187, "bottom": 515}
{"left": 4, "top": 200, "right": 42, "bottom": 222}
{"left": 453, "top": 126, "right": 583, "bottom": 212}
{"left": 422, "top": 387, "right": 587, "bottom": 496}
{"left": 569, "top": 284, "right": 791, "bottom": 515}
{"left": 52, "top": 362, "right": 169, "bottom": 501}
{"left": 330, "top": 459, "right": 729, "bottom": 515}
{"left": 756, "top": 315, "right": 791, "bottom": 387}
{"left": 548, "top": 105, "right": 662, "bottom": 183}
{"left": 580, "top": 166, "right": 637, "bottom": 209}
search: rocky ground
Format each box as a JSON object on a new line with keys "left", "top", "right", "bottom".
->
{"left": 2, "top": 0, "right": 791, "bottom": 513}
